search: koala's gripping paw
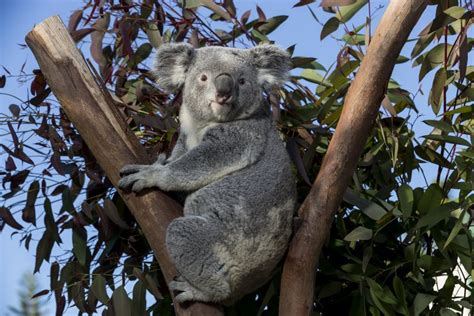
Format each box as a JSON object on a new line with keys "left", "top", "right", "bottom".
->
{"left": 119, "top": 164, "right": 150, "bottom": 176}
{"left": 118, "top": 164, "right": 157, "bottom": 192}
{"left": 169, "top": 279, "right": 211, "bottom": 303}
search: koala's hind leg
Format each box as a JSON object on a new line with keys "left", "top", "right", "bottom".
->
{"left": 166, "top": 216, "right": 231, "bottom": 303}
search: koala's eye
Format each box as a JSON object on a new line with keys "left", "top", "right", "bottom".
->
{"left": 200, "top": 74, "right": 208, "bottom": 82}
{"left": 238, "top": 78, "right": 245, "bottom": 85}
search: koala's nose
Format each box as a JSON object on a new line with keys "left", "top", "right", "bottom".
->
{"left": 214, "top": 73, "right": 234, "bottom": 104}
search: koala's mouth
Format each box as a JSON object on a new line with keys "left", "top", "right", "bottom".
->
{"left": 209, "top": 100, "right": 233, "bottom": 118}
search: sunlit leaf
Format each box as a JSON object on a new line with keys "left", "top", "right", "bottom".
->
{"left": 321, "top": 17, "right": 339, "bottom": 40}
{"left": 335, "top": 0, "right": 367, "bottom": 22}
{"left": 257, "top": 15, "right": 288, "bottom": 35}
{"left": 321, "top": 0, "right": 356, "bottom": 8}
{"left": 293, "top": 0, "right": 315, "bottom": 7}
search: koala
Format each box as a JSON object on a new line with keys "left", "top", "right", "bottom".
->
{"left": 118, "top": 43, "right": 296, "bottom": 305}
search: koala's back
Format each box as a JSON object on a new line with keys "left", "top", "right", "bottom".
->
{"left": 182, "top": 117, "right": 296, "bottom": 300}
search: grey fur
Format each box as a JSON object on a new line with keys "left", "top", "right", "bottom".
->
{"left": 119, "top": 43, "right": 296, "bottom": 305}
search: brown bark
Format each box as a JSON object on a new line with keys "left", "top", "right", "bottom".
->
{"left": 279, "top": 1, "right": 428, "bottom": 315}
{"left": 25, "top": 16, "right": 223, "bottom": 316}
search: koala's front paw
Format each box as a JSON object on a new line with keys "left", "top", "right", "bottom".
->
{"left": 119, "top": 164, "right": 150, "bottom": 176}
{"left": 118, "top": 172, "right": 154, "bottom": 192}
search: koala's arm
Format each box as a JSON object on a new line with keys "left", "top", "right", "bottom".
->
{"left": 155, "top": 122, "right": 268, "bottom": 191}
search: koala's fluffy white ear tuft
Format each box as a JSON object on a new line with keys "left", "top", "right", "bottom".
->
{"left": 251, "top": 45, "right": 291, "bottom": 91}
{"left": 153, "top": 43, "right": 195, "bottom": 93}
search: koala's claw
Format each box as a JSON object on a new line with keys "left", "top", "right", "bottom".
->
{"left": 131, "top": 179, "right": 153, "bottom": 192}
{"left": 119, "top": 164, "right": 149, "bottom": 176}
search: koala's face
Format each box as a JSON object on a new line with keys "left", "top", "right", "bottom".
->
{"left": 154, "top": 44, "right": 290, "bottom": 122}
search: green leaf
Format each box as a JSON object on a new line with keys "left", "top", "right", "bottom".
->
{"left": 72, "top": 227, "right": 87, "bottom": 266}
{"left": 112, "top": 286, "right": 132, "bottom": 316}
{"left": 443, "top": 208, "right": 466, "bottom": 249}
{"left": 132, "top": 281, "right": 147, "bottom": 316}
{"left": 367, "top": 279, "right": 395, "bottom": 314}
{"left": 413, "top": 293, "right": 436, "bottom": 316}
{"left": 411, "top": 33, "right": 435, "bottom": 58}
{"left": 417, "top": 184, "right": 442, "bottom": 215}
{"left": 396, "top": 55, "right": 409, "bottom": 64}
{"left": 257, "top": 15, "right": 288, "bottom": 35}
{"left": 343, "top": 189, "right": 387, "bottom": 220}
{"left": 291, "top": 57, "right": 317, "bottom": 69}
{"left": 418, "top": 44, "right": 452, "bottom": 81}
{"left": 414, "top": 145, "right": 452, "bottom": 168}
{"left": 293, "top": 0, "right": 315, "bottom": 7}
{"left": 91, "top": 275, "right": 109, "bottom": 304}
{"left": 344, "top": 226, "right": 372, "bottom": 241}
{"left": 415, "top": 204, "right": 452, "bottom": 229}
{"left": 423, "top": 119, "right": 453, "bottom": 133}
{"left": 429, "top": 68, "right": 447, "bottom": 114}
{"left": 299, "top": 69, "right": 332, "bottom": 87}
{"left": 146, "top": 22, "right": 162, "bottom": 48}
{"left": 321, "top": 17, "right": 339, "bottom": 40}
{"left": 131, "top": 43, "right": 153, "bottom": 67}
{"left": 397, "top": 184, "right": 413, "bottom": 219}
{"left": 423, "top": 134, "right": 470, "bottom": 146}
{"left": 393, "top": 276, "right": 408, "bottom": 314}
{"left": 183, "top": 0, "right": 201, "bottom": 8}
{"left": 335, "top": 0, "right": 368, "bottom": 22}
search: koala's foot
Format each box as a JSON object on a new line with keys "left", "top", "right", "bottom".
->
{"left": 169, "top": 279, "right": 213, "bottom": 303}
{"left": 166, "top": 216, "right": 232, "bottom": 303}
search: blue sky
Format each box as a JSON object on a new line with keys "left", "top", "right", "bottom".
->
{"left": 0, "top": 0, "right": 439, "bottom": 314}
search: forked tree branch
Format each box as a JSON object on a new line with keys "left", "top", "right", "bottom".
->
{"left": 26, "top": 16, "right": 223, "bottom": 316}
{"left": 279, "top": 1, "right": 428, "bottom": 315}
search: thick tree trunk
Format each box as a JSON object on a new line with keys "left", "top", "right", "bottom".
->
{"left": 25, "top": 16, "right": 223, "bottom": 316}
{"left": 279, "top": 1, "right": 428, "bottom": 315}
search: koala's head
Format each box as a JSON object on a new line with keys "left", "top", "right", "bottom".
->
{"left": 153, "top": 43, "right": 290, "bottom": 122}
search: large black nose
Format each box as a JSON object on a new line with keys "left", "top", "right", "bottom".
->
{"left": 214, "top": 73, "right": 234, "bottom": 104}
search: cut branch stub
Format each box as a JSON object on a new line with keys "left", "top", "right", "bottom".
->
{"left": 25, "top": 15, "right": 223, "bottom": 316}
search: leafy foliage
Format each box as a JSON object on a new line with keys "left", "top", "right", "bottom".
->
{"left": 0, "top": 0, "right": 472, "bottom": 315}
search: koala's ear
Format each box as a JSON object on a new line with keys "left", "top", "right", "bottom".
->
{"left": 250, "top": 45, "right": 291, "bottom": 91}
{"left": 153, "top": 43, "right": 195, "bottom": 93}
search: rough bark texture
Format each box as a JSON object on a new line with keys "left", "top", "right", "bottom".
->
{"left": 25, "top": 16, "right": 223, "bottom": 316}
{"left": 279, "top": 1, "right": 428, "bottom": 315}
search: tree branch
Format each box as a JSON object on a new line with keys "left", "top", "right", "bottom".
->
{"left": 25, "top": 16, "right": 223, "bottom": 316}
{"left": 279, "top": 1, "right": 428, "bottom": 315}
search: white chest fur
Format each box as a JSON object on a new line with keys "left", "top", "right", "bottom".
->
{"left": 180, "top": 105, "right": 215, "bottom": 150}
